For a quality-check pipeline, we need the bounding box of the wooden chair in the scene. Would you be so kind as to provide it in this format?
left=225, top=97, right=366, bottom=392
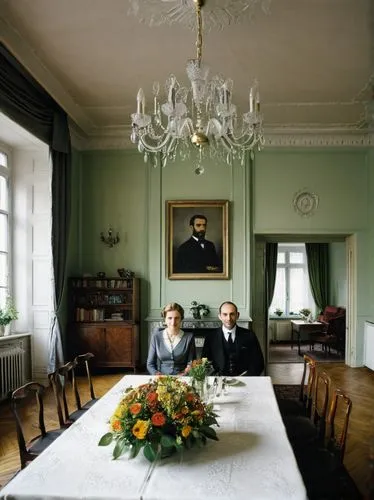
left=49, top=360, right=87, bottom=424
left=11, top=382, right=66, bottom=469
left=277, top=354, right=317, bottom=418
left=73, top=352, right=99, bottom=411
left=283, top=370, right=330, bottom=446
left=296, top=388, right=359, bottom=499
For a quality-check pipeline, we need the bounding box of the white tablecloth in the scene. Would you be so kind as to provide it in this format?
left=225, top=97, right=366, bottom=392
left=0, top=376, right=307, bottom=500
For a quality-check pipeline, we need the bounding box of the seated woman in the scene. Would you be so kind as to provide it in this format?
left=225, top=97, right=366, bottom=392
left=147, top=302, right=196, bottom=375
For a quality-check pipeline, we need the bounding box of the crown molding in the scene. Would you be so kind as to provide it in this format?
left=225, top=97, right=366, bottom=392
left=70, top=123, right=374, bottom=152
left=264, top=129, right=374, bottom=148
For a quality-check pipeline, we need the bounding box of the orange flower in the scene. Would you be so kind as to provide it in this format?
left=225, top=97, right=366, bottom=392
left=146, top=392, right=158, bottom=404
left=151, top=412, right=166, bottom=427
left=186, top=392, right=195, bottom=402
left=181, top=425, right=192, bottom=438
left=110, top=418, right=122, bottom=432
left=129, top=403, right=142, bottom=415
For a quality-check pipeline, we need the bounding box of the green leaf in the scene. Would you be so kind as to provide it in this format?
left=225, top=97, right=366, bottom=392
left=144, top=443, right=158, bottom=462
left=112, top=437, right=127, bottom=460
left=199, top=426, right=219, bottom=441
left=98, top=432, right=113, bottom=446
left=129, top=440, right=142, bottom=459
left=160, top=435, right=175, bottom=448
left=204, top=416, right=219, bottom=426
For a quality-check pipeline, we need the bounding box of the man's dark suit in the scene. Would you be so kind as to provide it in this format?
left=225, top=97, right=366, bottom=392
left=175, top=237, right=221, bottom=273
left=201, top=326, right=265, bottom=376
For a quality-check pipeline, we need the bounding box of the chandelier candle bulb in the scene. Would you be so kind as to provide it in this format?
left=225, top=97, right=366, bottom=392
left=256, top=92, right=260, bottom=112
left=136, top=89, right=143, bottom=114
left=249, top=88, right=254, bottom=112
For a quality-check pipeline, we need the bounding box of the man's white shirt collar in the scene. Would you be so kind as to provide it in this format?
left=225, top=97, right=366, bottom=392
left=222, top=325, right=236, bottom=342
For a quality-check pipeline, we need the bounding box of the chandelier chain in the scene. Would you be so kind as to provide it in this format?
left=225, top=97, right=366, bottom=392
left=196, top=2, right=203, bottom=65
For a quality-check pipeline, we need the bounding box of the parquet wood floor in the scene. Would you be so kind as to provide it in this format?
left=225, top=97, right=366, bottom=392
left=0, top=366, right=372, bottom=497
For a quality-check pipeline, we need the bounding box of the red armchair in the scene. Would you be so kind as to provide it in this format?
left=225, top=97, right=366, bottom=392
left=310, top=306, right=346, bottom=355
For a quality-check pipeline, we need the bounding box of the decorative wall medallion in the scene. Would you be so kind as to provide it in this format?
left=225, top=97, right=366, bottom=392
left=293, top=190, right=319, bottom=217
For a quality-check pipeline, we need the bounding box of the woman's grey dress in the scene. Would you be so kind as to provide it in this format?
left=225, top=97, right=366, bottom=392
left=146, top=329, right=196, bottom=375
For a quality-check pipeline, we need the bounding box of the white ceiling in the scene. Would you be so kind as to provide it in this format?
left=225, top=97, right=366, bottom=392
left=0, top=0, right=373, bottom=148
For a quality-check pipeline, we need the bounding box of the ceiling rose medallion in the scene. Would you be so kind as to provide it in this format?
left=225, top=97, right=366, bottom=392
left=293, top=190, right=319, bottom=217
left=127, top=0, right=271, bottom=30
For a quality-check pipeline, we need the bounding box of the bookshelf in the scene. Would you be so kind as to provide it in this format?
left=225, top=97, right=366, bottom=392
left=69, top=277, right=140, bottom=371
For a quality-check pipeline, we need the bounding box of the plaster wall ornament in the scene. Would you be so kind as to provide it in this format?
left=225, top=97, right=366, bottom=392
left=293, top=190, right=319, bottom=218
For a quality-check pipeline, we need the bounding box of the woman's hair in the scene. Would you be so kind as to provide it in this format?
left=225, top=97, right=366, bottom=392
left=161, top=302, right=185, bottom=320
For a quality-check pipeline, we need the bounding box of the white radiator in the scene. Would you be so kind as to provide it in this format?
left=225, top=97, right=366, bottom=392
left=0, top=344, right=25, bottom=400
left=364, top=321, right=374, bottom=371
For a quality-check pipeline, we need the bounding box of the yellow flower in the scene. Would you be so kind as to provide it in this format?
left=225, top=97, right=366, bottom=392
left=181, top=425, right=192, bottom=438
left=113, top=403, right=127, bottom=419
left=132, top=419, right=149, bottom=440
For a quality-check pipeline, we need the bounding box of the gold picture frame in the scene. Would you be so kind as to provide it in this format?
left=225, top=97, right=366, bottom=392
left=167, top=200, right=229, bottom=280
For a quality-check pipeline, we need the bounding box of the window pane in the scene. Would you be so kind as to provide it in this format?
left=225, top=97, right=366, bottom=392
left=0, top=176, right=8, bottom=211
left=0, top=152, right=7, bottom=168
left=0, top=254, right=7, bottom=287
left=277, top=252, right=285, bottom=264
left=270, top=268, right=286, bottom=313
left=0, top=213, right=7, bottom=252
left=290, top=252, right=303, bottom=264
left=0, top=287, right=6, bottom=308
left=289, top=268, right=309, bottom=313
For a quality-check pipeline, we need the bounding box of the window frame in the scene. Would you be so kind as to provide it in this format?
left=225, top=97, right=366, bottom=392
left=270, top=243, right=315, bottom=318
left=0, top=144, right=12, bottom=306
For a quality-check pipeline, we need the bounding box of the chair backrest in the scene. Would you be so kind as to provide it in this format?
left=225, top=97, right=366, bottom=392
left=49, top=360, right=78, bottom=423
left=312, top=370, right=331, bottom=439
left=300, top=354, right=317, bottom=416
left=47, top=371, right=67, bottom=428
left=11, top=382, right=47, bottom=468
left=73, top=352, right=96, bottom=409
left=326, top=388, right=352, bottom=463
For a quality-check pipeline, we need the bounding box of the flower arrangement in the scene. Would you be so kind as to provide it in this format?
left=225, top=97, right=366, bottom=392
left=98, top=376, right=219, bottom=462
left=299, top=308, right=311, bottom=317
left=185, top=357, right=212, bottom=381
left=190, top=301, right=210, bottom=320
left=0, top=296, right=18, bottom=326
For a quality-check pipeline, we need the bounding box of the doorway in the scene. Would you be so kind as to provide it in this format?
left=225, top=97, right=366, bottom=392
left=252, top=235, right=352, bottom=370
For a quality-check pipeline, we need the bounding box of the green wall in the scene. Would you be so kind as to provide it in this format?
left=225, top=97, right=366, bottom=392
left=329, top=242, right=347, bottom=307
left=69, top=146, right=374, bottom=366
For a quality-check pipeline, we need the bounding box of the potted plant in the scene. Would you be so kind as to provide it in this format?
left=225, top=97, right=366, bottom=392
left=0, top=296, right=18, bottom=336
left=299, top=308, right=312, bottom=321
left=274, top=308, right=283, bottom=317
left=190, top=301, right=210, bottom=320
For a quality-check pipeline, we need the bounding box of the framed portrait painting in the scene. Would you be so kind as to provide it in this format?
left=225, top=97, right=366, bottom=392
left=167, top=200, right=229, bottom=280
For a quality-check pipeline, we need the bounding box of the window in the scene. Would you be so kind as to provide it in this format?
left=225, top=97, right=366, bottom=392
left=270, top=243, right=316, bottom=317
left=0, top=149, right=10, bottom=307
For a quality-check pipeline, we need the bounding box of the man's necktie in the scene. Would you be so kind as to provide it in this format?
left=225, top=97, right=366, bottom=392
left=228, top=331, right=233, bottom=345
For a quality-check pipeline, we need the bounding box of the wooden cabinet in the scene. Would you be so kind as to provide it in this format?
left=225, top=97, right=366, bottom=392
left=69, top=277, right=140, bottom=371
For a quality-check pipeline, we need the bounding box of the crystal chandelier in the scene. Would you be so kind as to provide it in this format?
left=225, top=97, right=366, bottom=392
left=130, top=0, right=264, bottom=175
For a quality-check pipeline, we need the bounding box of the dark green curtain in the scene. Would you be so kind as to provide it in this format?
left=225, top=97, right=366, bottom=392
left=265, top=243, right=278, bottom=308
left=305, top=243, right=329, bottom=313
left=0, top=43, right=71, bottom=373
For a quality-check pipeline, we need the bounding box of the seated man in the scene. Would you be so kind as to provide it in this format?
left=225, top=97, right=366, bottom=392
left=202, top=301, right=264, bottom=376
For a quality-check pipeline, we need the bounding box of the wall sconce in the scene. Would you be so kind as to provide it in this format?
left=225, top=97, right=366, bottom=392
left=100, top=226, right=120, bottom=248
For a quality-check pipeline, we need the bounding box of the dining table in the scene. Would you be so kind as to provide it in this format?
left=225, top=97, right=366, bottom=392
left=0, top=375, right=307, bottom=500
